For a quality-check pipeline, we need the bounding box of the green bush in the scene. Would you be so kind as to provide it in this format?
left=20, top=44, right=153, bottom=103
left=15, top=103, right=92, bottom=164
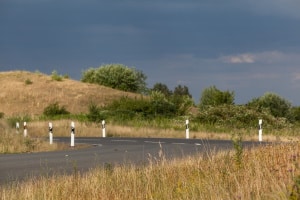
left=43, top=102, right=70, bottom=117
left=87, top=103, right=107, bottom=122
left=51, top=70, right=63, bottom=81
left=247, top=92, right=291, bottom=119
left=0, top=112, right=4, bottom=119
left=196, top=105, right=290, bottom=129
left=199, top=85, right=235, bottom=108
left=81, top=64, right=147, bottom=93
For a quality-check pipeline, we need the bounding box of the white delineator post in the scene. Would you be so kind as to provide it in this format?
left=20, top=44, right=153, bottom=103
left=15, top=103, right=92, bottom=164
left=16, top=122, right=20, bottom=134
left=71, top=121, right=75, bottom=147
left=49, top=122, right=53, bottom=145
left=186, top=119, right=189, bottom=139
left=102, top=120, right=106, bottom=138
left=258, top=119, right=263, bottom=142
left=23, top=122, right=27, bottom=137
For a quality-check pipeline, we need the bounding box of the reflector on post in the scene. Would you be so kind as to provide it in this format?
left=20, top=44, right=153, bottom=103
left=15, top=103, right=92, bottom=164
left=71, top=121, right=75, bottom=147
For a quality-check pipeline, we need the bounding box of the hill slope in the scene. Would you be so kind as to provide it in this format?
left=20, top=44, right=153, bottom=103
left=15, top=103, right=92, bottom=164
left=0, top=71, right=138, bottom=117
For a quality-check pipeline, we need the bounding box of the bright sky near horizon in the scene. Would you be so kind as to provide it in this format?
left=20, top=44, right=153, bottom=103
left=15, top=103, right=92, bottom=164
left=1, top=0, right=300, bottom=105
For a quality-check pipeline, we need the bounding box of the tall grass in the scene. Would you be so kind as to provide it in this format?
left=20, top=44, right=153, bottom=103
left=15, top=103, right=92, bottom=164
left=1, top=142, right=300, bottom=199
left=0, top=119, right=68, bottom=153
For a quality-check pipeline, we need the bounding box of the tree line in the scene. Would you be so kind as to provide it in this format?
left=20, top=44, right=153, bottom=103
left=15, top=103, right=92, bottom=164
left=80, top=64, right=300, bottom=128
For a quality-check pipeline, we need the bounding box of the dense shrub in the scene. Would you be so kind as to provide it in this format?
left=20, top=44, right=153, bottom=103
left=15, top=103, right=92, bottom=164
left=247, top=92, right=291, bottom=119
left=81, top=64, right=147, bottom=93
left=199, top=85, right=235, bottom=108
left=87, top=94, right=185, bottom=123
left=51, top=70, right=64, bottom=81
left=87, top=103, right=107, bottom=122
left=196, top=105, right=290, bottom=129
left=43, top=102, right=70, bottom=117
left=290, top=106, right=300, bottom=122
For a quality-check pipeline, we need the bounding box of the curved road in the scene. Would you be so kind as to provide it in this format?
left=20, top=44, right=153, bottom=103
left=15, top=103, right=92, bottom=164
left=0, top=137, right=265, bottom=184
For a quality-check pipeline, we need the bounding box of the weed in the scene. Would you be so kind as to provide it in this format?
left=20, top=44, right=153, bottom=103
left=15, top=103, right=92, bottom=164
left=232, top=132, right=243, bottom=168
left=290, top=175, right=300, bottom=199
left=24, top=138, right=35, bottom=152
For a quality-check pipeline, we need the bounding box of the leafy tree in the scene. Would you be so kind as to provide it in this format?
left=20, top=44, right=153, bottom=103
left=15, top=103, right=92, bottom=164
left=173, top=85, right=192, bottom=98
left=170, top=94, right=194, bottom=115
left=150, top=91, right=176, bottom=117
left=151, top=84, right=194, bottom=115
left=247, top=92, right=291, bottom=118
left=81, top=64, right=147, bottom=93
left=290, top=106, right=300, bottom=122
left=151, top=83, right=172, bottom=97
left=199, top=85, right=234, bottom=108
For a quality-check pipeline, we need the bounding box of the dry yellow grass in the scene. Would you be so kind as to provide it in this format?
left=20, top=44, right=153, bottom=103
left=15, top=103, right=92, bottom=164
left=21, top=119, right=298, bottom=142
left=0, top=70, right=139, bottom=116
left=1, top=142, right=300, bottom=199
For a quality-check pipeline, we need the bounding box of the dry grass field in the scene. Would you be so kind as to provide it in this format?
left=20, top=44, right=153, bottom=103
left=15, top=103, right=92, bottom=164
left=0, top=70, right=138, bottom=116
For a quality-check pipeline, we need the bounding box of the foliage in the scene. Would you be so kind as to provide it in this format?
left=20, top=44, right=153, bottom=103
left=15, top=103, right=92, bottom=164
left=199, top=85, right=234, bottom=108
left=151, top=83, right=194, bottom=115
left=151, top=82, right=172, bottom=97
left=232, top=132, right=243, bottom=168
left=247, top=92, right=292, bottom=119
left=290, top=106, right=300, bottom=122
left=86, top=93, right=191, bottom=123
left=51, top=70, right=63, bottom=81
left=43, top=102, right=70, bottom=117
left=196, top=104, right=290, bottom=129
left=81, top=64, right=147, bottom=93
left=0, top=112, right=4, bottom=119
left=173, top=84, right=192, bottom=98
left=149, top=91, right=177, bottom=117
left=170, top=94, right=194, bottom=115
left=87, top=103, right=107, bottom=123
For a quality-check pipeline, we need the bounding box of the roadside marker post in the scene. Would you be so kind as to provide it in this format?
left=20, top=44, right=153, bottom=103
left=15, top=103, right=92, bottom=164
left=102, top=120, right=106, bottom=138
left=49, top=122, right=53, bottom=145
left=258, top=119, right=263, bottom=142
left=23, top=122, right=27, bottom=137
left=186, top=119, right=189, bottom=139
left=16, top=122, right=19, bottom=134
left=71, top=121, right=75, bottom=147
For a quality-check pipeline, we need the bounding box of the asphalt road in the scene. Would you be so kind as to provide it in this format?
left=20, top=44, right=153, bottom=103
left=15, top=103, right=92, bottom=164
left=0, top=137, right=265, bottom=185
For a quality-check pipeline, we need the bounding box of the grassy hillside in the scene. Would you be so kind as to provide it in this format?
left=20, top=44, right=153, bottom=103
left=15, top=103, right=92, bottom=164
left=0, top=71, right=138, bottom=117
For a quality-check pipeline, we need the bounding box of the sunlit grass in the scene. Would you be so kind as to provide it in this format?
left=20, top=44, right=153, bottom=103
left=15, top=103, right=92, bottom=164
left=1, top=142, right=300, bottom=199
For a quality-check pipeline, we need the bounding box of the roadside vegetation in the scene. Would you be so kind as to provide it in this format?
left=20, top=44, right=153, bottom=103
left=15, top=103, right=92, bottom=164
left=1, top=142, right=300, bottom=199
left=0, top=119, right=68, bottom=153
left=1, top=68, right=300, bottom=199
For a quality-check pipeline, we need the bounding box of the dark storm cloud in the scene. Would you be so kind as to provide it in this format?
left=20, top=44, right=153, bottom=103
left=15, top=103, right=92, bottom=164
left=1, top=0, right=300, bottom=104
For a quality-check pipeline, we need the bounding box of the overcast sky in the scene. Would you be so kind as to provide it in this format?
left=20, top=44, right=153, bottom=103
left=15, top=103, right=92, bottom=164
left=1, top=0, right=300, bottom=105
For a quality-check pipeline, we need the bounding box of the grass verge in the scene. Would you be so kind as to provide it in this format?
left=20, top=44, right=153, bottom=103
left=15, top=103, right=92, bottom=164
left=1, top=142, right=300, bottom=199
